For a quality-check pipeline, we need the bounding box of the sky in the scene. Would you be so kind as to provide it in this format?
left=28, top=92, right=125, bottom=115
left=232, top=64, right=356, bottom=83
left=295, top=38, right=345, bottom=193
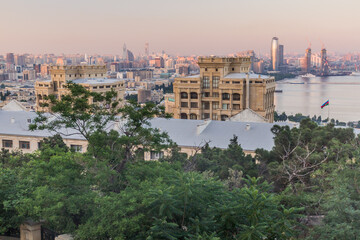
left=1, top=0, right=360, bottom=55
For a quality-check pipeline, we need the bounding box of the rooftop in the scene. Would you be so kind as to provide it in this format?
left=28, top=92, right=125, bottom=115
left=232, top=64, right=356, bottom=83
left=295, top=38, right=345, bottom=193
left=224, top=73, right=271, bottom=79
left=71, top=78, right=122, bottom=85
left=0, top=110, right=292, bottom=152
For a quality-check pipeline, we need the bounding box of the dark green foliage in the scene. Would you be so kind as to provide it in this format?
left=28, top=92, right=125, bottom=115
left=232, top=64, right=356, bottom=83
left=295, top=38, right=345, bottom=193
left=75, top=162, right=300, bottom=239
left=180, top=136, right=257, bottom=181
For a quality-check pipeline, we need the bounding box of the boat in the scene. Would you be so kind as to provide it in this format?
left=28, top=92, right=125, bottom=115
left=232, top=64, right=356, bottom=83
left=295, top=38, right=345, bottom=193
left=300, top=73, right=316, bottom=78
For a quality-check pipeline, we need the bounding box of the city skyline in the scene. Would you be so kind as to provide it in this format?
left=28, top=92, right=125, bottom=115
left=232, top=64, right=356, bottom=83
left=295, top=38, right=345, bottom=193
left=2, top=0, right=360, bottom=55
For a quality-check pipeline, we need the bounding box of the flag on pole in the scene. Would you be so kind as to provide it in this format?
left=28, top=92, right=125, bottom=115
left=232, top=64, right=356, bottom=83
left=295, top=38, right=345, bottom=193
left=321, top=100, right=329, bottom=109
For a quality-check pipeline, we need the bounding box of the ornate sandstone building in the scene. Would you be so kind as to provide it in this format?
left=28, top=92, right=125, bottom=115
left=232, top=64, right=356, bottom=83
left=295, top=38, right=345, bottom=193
left=35, top=65, right=125, bottom=112
left=171, top=56, right=275, bottom=122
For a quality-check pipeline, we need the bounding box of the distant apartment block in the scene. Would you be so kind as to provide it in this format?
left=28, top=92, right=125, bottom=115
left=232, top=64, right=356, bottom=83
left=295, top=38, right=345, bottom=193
left=35, top=65, right=125, bottom=112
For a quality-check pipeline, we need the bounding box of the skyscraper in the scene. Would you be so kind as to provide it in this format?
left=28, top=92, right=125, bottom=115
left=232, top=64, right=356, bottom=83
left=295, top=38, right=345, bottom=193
left=122, top=43, right=127, bottom=60
left=305, top=48, right=312, bottom=73
left=320, top=48, right=329, bottom=75
left=278, top=45, right=284, bottom=66
left=271, top=37, right=279, bottom=71
left=145, top=42, right=149, bottom=56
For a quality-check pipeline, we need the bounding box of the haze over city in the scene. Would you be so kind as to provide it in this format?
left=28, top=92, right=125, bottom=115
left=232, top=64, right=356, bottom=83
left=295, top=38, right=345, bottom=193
left=2, top=0, right=360, bottom=55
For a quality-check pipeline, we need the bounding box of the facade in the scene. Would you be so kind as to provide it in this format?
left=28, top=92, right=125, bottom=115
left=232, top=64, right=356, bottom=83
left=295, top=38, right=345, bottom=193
left=172, top=56, right=275, bottom=122
left=138, top=89, right=152, bottom=103
left=271, top=37, right=279, bottom=71
left=35, top=65, right=125, bottom=112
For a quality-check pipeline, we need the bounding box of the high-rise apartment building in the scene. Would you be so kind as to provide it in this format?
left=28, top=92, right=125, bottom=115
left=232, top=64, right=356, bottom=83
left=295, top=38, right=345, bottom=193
left=278, top=45, right=284, bottom=66
left=35, top=65, right=125, bottom=112
left=155, top=57, right=164, bottom=68
left=271, top=37, right=279, bottom=71
left=171, top=57, right=275, bottom=122
left=6, top=53, right=15, bottom=65
left=304, top=48, right=312, bottom=73
left=320, top=48, right=329, bottom=75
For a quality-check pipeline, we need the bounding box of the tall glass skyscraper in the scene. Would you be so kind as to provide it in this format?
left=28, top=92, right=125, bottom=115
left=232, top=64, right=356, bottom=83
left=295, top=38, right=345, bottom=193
left=271, top=37, right=279, bottom=71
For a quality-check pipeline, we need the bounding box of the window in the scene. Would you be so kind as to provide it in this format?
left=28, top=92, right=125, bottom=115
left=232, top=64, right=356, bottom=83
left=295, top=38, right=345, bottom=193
left=205, top=68, right=207, bottom=71
left=222, top=104, right=229, bottom=110
left=232, top=68, right=234, bottom=71
left=106, top=86, right=110, bottom=88
left=203, top=76, right=210, bottom=89
left=150, top=151, right=164, bottom=160
left=212, top=76, right=219, bottom=88
left=19, top=141, right=30, bottom=149
left=69, top=74, right=72, bottom=77
left=222, top=93, right=230, bottom=100
left=212, top=102, right=219, bottom=110
left=180, top=92, right=188, bottom=99
left=190, top=92, right=198, bottom=99
left=181, top=81, right=188, bottom=83
left=99, top=86, right=104, bottom=89
left=221, top=115, right=229, bottom=121
left=213, top=92, right=219, bottom=98
left=180, top=113, right=188, bottom=119
left=112, top=85, right=117, bottom=88
left=212, top=114, right=218, bottom=120
left=202, top=101, right=210, bottom=110
left=202, top=92, right=210, bottom=98
left=71, top=145, right=83, bottom=152
left=216, top=68, right=218, bottom=71
left=38, top=142, right=42, bottom=149
left=233, top=81, right=240, bottom=84
left=233, top=104, right=240, bottom=110
left=190, top=113, right=197, bottom=120
left=2, top=140, right=13, bottom=148
left=202, top=113, right=210, bottom=119
left=190, top=81, right=197, bottom=83
left=181, top=102, right=188, bottom=107
left=233, top=93, right=240, bottom=101
left=190, top=102, right=198, bottom=108
left=93, top=86, right=98, bottom=89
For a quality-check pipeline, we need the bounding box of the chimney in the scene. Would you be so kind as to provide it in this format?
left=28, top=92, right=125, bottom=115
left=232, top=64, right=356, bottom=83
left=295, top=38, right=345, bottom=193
left=245, top=123, right=251, bottom=131
left=10, top=117, right=15, bottom=124
left=246, top=72, right=250, bottom=109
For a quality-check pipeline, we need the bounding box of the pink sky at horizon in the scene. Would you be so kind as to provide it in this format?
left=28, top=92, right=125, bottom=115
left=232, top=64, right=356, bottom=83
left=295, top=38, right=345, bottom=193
left=1, top=0, right=360, bottom=55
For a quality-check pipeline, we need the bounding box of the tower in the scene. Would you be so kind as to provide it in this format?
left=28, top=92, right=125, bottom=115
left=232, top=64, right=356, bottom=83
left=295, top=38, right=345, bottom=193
left=271, top=37, right=279, bottom=71
left=145, top=42, right=149, bottom=57
left=278, top=45, right=284, bottom=66
left=320, top=48, right=328, bottom=75
left=122, top=43, right=127, bottom=60
left=305, top=48, right=312, bottom=73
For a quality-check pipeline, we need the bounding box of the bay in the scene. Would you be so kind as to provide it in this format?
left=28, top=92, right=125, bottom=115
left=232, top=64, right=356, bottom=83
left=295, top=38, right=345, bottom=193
left=275, top=74, right=360, bottom=122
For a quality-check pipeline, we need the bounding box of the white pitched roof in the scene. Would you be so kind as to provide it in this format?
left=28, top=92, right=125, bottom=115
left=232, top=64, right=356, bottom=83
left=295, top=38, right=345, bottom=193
left=2, top=100, right=28, bottom=112
left=0, top=110, right=293, bottom=152
left=228, top=109, right=268, bottom=123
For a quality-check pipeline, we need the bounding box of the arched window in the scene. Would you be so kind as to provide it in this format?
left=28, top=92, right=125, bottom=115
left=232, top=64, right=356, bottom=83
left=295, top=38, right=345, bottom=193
left=180, top=113, right=188, bottom=119
left=37, top=94, right=42, bottom=100
left=190, top=113, right=197, bottom=120
left=221, top=114, right=229, bottom=121
left=233, top=93, right=240, bottom=101
left=190, top=92, right=198, bottom=99
left=180, top=92, right=188, bottom=99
